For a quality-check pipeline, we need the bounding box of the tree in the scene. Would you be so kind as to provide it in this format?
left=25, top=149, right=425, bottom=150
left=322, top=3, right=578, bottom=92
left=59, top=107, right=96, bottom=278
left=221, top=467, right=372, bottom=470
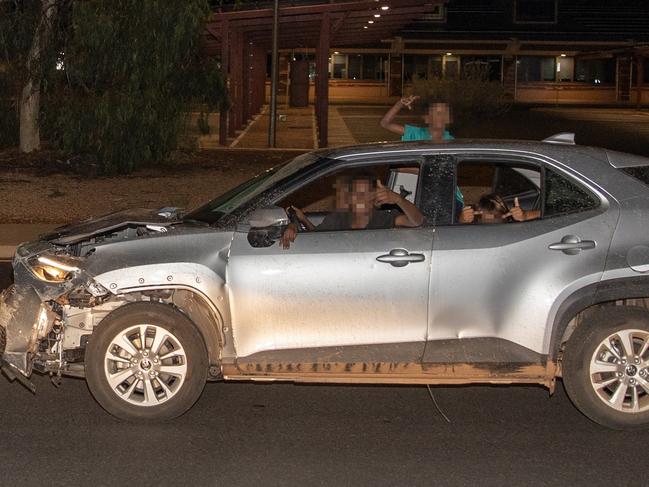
left=54, top=0, right=229, bottom=173
left=2, top=0, right=229, bottom=173
left=0, top=0, right=67, bottom=151
left=19, top=0, right=59, bottom=152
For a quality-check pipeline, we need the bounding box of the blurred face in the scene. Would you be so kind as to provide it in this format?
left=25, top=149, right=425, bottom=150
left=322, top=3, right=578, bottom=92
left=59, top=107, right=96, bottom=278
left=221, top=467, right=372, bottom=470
left=423, top=103, right=451, bottom=134
left=478, top=209, right=506, bottom=224
left=350, top=179, right=374, bottom=215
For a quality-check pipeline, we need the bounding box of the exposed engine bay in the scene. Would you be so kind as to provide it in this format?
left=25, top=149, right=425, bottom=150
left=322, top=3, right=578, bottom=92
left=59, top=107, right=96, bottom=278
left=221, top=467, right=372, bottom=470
left=0, top=207, right=215, bottom=390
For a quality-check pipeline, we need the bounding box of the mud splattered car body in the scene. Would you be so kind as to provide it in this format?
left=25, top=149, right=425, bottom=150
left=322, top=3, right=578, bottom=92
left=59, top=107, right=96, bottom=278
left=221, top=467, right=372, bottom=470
left=2, top=138, right=649, bottom=428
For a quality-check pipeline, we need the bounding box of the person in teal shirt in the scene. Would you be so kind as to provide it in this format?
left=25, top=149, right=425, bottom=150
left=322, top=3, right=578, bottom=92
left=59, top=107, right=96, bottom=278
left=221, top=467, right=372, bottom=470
left=380, top=95, right=454, bottom=142
left=402, top=124, right=454, bottom=141
left=380, top=95, right=464, bottom=210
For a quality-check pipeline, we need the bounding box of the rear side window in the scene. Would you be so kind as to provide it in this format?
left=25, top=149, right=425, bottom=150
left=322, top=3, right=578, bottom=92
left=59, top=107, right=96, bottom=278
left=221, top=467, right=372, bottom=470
left=494, top=166, right=538, bottom=196
left=544, top=168, right=598, bottom=217
left=620, top=166, right=649, bottom=187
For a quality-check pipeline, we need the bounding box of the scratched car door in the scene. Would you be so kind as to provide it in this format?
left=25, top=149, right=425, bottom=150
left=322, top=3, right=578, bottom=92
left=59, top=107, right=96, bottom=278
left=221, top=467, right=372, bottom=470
left=226, top=162, right=434, bottom=362
left=426, top=156, right=619, bottom=363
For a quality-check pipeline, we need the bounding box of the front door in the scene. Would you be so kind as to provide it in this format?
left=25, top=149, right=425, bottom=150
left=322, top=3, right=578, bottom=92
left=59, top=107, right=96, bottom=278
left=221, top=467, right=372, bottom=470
left=226, top=161, right=433, bottom=362
left=228, top=227, right=433, bottom=359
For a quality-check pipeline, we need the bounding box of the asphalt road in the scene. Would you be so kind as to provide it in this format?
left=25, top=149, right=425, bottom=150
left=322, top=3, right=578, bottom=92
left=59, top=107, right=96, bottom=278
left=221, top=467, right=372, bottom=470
left=1, top=266, right=648, bottom=487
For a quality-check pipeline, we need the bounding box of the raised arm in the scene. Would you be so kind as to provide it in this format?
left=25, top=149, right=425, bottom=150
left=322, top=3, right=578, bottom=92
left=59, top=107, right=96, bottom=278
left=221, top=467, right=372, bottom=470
left=375, top=180, right=425, bottom=227
left=380, top=95, right=419, bottom=136
left=507, top=197, right=541, bottom=222
left=290, top=206, right=316, bottom=231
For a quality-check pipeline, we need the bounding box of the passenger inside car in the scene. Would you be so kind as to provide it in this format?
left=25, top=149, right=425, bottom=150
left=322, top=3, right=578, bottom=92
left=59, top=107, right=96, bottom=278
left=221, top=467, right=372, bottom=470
left=459, top=193, right=541, bottom=224
left=280, top=172, right=425, bottom=249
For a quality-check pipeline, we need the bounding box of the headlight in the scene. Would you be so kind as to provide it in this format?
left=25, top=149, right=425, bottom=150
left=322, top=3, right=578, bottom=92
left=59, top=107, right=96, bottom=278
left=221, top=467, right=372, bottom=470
left=29, top=255, right=80, bottom=282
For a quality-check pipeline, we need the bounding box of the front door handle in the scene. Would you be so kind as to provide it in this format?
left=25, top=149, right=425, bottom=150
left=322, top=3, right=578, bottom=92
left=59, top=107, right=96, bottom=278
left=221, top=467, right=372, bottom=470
left=376, top=248, right=425, bottom=267
left=549, top=235, right=596, bottom=255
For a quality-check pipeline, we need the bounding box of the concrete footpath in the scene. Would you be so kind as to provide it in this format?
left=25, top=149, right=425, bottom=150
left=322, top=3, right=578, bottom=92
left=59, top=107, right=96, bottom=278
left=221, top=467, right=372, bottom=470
left=0, top=224, right=62, bottom=260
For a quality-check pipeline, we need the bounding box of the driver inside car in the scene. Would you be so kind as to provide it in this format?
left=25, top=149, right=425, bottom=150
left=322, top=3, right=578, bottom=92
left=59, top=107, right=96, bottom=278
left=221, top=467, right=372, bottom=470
left=280, top=172, right=425, bottom=249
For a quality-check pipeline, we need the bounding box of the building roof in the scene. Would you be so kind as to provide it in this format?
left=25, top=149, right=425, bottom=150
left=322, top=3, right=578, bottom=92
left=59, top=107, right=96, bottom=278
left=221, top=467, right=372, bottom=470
left=203, top=0, right=445, bottom=53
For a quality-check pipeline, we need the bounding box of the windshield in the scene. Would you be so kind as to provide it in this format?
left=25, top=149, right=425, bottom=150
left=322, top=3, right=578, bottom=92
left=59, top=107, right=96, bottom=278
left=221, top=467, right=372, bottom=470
left=184, top=152, right=323, bottom=224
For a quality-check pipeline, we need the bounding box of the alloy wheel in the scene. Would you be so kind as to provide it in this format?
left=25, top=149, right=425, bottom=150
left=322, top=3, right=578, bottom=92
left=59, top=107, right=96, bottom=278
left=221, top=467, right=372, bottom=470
left=103, top=324, right=188, bottom=407
left=589, top=329, right=649, bottom=413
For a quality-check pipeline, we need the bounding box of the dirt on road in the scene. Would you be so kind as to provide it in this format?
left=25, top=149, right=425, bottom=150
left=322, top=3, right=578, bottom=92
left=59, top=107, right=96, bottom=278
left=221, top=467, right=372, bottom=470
left=0, top=148, right=304, bottom=223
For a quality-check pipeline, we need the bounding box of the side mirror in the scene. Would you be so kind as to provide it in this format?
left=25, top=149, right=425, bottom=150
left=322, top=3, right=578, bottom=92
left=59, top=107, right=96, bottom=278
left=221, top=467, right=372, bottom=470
left=246, top=207, right=289, bottom=248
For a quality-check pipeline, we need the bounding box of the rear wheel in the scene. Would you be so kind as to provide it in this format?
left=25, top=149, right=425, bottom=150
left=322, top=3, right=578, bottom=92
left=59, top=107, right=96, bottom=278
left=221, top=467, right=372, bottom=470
left=85, top=302, right=208, bottom=421
left=563, top=307, right=649, bottom=430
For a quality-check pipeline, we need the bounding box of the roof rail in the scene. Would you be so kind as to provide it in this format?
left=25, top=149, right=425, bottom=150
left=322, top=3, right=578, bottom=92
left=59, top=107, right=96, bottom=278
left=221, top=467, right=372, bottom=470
left=542, top=133, right=575, bottom=145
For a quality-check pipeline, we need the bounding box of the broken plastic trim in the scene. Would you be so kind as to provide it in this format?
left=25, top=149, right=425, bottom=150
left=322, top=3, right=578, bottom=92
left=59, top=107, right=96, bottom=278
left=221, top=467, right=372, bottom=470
left=0, top=284, right=57, bottom=377
left=0, top=357, right=36, bottom=393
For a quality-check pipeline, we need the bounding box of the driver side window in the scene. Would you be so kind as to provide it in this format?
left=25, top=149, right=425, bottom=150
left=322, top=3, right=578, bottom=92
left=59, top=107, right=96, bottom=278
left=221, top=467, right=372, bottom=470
left=275, top=162, right=423, bottom=232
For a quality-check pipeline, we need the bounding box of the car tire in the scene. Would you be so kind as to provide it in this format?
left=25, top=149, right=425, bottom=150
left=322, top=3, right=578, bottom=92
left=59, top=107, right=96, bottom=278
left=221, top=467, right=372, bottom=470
left=85, top=302, right=208, bottom=421
left=562, top=306, right=649, bottom=430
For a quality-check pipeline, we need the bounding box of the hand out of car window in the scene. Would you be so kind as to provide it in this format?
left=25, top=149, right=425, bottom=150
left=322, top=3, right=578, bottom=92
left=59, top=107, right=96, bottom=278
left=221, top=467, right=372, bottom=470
left=279, top=223, right=298, bottom=249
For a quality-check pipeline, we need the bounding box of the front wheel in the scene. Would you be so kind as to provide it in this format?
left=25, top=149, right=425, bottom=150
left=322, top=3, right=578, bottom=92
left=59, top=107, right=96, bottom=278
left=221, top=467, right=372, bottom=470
left=563, top=307, right=649, bottom=430
left=85, top=302, right=208, bottom=421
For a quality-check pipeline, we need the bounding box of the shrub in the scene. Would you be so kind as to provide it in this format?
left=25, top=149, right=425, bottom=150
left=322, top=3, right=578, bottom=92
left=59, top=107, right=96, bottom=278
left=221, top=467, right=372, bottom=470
left=412, top=65, right=511, bottom=128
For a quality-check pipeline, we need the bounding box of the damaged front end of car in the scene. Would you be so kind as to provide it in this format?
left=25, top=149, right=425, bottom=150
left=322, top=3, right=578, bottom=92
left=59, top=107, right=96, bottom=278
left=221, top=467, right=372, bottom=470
left=0, top=240, right=110, bottom=390
left=1, top=208, right=187, bottom=390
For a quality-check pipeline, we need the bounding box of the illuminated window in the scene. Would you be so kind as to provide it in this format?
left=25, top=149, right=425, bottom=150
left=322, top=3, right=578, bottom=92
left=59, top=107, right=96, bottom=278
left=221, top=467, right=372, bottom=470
left=348, top=55, right=362, bottom=80
left=517, top=56, right=556, bottom=82
left=331, top=54, right=346, bottom=79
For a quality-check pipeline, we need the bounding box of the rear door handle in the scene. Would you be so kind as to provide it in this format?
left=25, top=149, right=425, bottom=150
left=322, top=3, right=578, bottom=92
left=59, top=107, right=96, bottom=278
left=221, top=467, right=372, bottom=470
left=376, top=248, right=425, bottom=267
left=549, top=235, right=596, bottom=255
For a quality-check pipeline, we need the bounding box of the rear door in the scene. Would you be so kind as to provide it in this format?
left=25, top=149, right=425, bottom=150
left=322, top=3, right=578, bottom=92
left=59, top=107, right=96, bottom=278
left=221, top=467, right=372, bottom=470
left=426, top=153, right=619, bottom=363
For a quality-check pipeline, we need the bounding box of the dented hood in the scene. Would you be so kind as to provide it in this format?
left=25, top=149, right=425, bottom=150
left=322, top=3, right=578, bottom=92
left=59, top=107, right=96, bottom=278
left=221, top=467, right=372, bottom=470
left=42, top=207, right=182, bottom=245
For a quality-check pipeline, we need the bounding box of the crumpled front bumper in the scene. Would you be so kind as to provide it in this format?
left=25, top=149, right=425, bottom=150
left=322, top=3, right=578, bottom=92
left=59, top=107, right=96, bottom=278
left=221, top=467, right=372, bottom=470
left=0, top=284, right=56, bottom=378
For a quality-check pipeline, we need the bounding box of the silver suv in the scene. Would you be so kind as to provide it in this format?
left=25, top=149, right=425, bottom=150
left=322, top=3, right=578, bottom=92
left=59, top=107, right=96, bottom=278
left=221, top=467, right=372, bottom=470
left=2, top=136, right=649, bottom=429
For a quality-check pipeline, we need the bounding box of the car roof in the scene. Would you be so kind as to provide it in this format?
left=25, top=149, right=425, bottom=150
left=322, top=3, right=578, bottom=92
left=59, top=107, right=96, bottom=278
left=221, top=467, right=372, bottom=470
left=315, top=139, right=611, bottom=165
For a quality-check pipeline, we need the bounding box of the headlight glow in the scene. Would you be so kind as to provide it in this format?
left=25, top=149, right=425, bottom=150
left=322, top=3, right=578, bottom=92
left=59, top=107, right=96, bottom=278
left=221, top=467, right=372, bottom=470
left=29, top=255, right=80, bottom=282
left=37, top=256, right=79, bottom=273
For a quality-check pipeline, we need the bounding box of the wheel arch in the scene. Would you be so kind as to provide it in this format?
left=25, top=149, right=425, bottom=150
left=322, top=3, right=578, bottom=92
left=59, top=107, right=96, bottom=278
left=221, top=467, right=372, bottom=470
left=91, top=262, right=232, bottom=370
left=550, top=276, right=649, bottom=362
left=169, top=288, right=224, bottom=374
